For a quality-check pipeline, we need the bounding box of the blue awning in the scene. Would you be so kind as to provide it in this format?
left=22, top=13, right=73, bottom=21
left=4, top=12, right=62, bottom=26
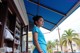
left=24, top=0, right=80, bottom=31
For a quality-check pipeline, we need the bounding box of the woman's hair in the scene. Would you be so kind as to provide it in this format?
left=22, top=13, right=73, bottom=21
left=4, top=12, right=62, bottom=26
left=33, top=15, right=43, bottom=25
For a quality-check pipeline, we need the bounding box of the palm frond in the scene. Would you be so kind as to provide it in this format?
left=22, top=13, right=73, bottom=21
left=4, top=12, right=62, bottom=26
left=61, top=39, right=67, bottom=46
left=72, top=38, right=80, bottom=46
left=72, top=33, right=79, bottom=37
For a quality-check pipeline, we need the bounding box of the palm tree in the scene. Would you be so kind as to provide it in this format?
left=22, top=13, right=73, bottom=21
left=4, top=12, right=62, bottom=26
left=47, top=41, right=55, bottom=53
left=61, top=29, right=80, bottom=53
left=60, top=35, right=68, bottom=52
left=55, top=39, right=59, bottom=52
left=60, top=38, right=64, bottom=52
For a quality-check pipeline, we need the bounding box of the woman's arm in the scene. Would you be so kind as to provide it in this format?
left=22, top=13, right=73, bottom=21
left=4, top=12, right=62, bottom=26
left=33, top=32, right=43, bottom=53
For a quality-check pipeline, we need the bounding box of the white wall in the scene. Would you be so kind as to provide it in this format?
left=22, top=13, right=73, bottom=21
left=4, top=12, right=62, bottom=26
left=13, top=0, right=29, bottom=25
left=0, top=0, right=2, bottom=2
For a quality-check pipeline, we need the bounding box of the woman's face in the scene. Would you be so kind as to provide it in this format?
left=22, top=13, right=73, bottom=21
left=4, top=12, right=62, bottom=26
left=36, top=18, right=44, bottom=27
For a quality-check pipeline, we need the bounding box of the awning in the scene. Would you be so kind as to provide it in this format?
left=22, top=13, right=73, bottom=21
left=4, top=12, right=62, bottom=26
left=24, top=0, right=80, bottom=31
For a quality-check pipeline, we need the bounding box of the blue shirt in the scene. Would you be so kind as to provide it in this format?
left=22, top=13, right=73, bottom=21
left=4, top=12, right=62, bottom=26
left=32, top=25, right=47, bottom=45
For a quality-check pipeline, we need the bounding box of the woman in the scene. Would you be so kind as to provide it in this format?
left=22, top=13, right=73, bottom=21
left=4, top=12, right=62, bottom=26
left=32, top=16, right=47, bottom=53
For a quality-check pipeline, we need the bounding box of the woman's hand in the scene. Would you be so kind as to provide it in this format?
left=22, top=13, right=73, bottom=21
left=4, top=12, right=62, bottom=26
left=40, top=50, right=43, bottom=53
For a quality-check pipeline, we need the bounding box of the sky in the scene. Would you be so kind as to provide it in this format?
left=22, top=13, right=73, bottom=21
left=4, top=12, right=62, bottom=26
left=40, top=7, right=80, bottom=42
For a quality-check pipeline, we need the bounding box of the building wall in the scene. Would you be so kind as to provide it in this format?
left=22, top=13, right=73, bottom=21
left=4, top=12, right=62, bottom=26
left=13, top=0, right=29, bottom=25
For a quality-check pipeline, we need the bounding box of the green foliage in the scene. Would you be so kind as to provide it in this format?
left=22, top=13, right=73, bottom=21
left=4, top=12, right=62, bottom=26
left=60, top=29, right=80, bottom=53
left=47, top=41, right=56, bottom=53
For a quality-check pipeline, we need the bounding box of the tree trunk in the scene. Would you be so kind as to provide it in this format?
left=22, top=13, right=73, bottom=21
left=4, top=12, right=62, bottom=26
left=57, top=44, right=58, bottom=52
left=61, top=45, right=63, bottom=52
left=70, top=42, right=74, bottom=53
